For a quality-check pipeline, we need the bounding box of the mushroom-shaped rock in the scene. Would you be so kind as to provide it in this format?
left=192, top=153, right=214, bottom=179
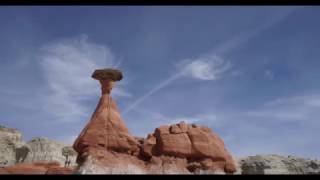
left=91, top=68, right=123, bottom=81
left=73, top=68, right=139, bottom=164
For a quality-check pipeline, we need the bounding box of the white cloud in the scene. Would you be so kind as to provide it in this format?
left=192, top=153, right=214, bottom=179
left=39, top=35, right=130, bottom=122
left=177, top=54, right=232, bottom=81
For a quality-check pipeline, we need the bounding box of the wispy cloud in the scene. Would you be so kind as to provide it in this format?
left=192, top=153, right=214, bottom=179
left=177, top=54, right=232, bottom=80
left=245, top=94, right=320, bottom=122
left=39, top=35, right=130, bottom=122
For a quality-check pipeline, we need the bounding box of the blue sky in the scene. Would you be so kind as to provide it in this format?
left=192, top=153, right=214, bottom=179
left=1, top=6, right=320, bottom=159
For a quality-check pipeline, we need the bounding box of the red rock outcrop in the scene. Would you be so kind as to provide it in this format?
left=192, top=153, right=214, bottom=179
left=72, top=68, right=237, bottom=174
left=74, top=122, right=236, bottom=174
left=0, top=161, right=74, bottom=174
left=142, top=122, right=236, bottom=173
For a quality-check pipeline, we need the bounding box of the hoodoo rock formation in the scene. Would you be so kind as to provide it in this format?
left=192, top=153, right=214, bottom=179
left=72, top=68, right=237, bottom=174
left=73, top=68, right=140, bottom=165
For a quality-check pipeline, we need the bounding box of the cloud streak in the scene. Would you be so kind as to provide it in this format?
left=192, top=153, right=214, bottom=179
left=213, top=7, right=300, bottom=55
left=122, top=72, right=183, bottom=115
left=123, top=54, right=231, bottom=115
left=123, top=7, right=299, bottom=115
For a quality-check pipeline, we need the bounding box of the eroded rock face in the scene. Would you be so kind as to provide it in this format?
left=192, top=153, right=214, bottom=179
left=74, top=121, right=237, bottom=174
left=24, top=138, right=77, bottom=167
left=146, top=122, right=236, bottom=173
left=0, top=126, right=23, bottom=167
